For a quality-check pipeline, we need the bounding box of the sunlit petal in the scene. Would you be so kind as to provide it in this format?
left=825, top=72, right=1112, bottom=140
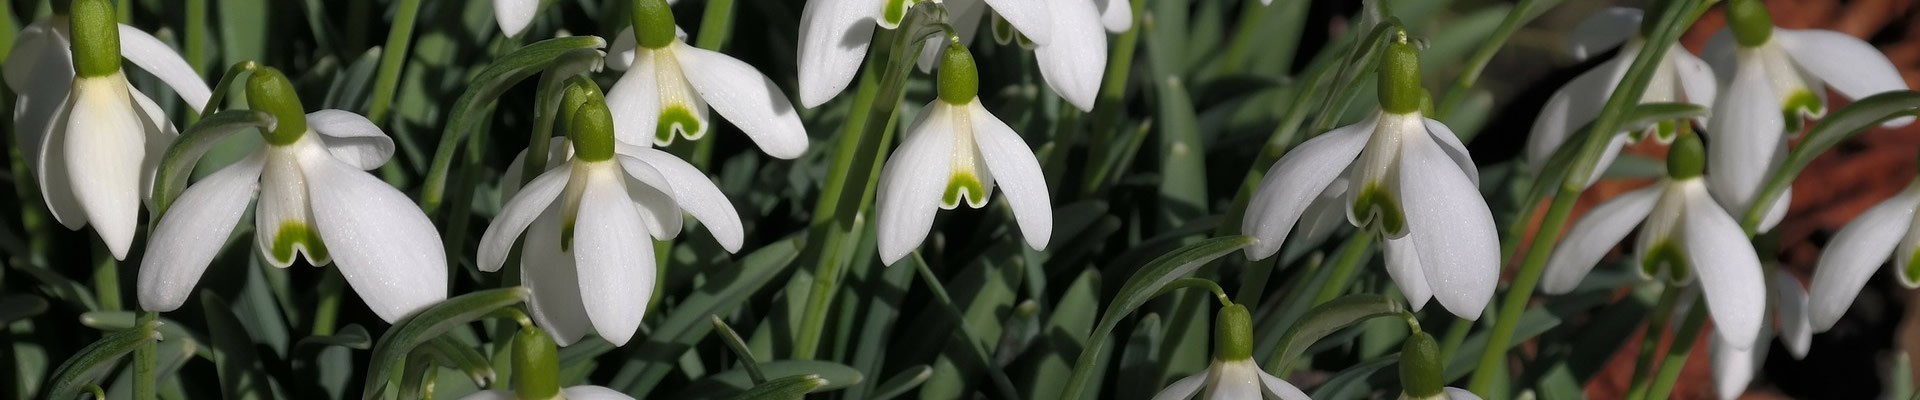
left=1241, top=115, right=1373, bottom=259
left=302, top=156, right=448, bottom=323
left=138, top=152, right=264, bottom=312
left=1808, top=182, right=1918, bottom=332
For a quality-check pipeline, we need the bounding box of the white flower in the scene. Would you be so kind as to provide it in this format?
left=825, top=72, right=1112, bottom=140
left=1528, top=7, right=1715, bottom=188
left=1702, top=0, right=1912, bottom=233
left=1241, top=112, right=1496, bottom=320
left=796, top=0, right=1049, bottom=107
left=1709, top=269, right=1811, bottom=400
left=490, top=0, right=682, bottom=37
left=139, top=70, right=445, bottom=322
left=478, top=103, right=744, bottom=346
left=605, top=19, right=808, bottom=159
left=6, top=15, right=212, bottom=259
left=912, top=0, right=1124, bottom=112
left=459, top=386, right=633, bottom=400
left=1152, top=359, right=1309, bottom=400
left=1807, top=179, right=1920, bottom=332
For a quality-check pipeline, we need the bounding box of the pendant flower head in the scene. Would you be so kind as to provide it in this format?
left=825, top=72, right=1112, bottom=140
left=1807, top=175, right=1920, bottom=333
left=139, top=68, right=446, bottom=323
left=1242, top=34, right=1498, bottom=320
left=7, top=0, right=212, bottom=259
left=1703, top=0, right=1912, bottom=232
left=605, top=0, right=807, bottom=158
left=796, top=0, right=1051, bottom=108
left=1152, top=304, right=1309, bottom=400
left=910, top=0, right=1127, bottom=112
left=1539, top=135, right=1769, bottom=351
left=459, top=325, right=635, bottom=400
left=1398, top=330, right=1482, bottom=400
left=479, top=83, right=745, bottom=347
left=1710, top=268, right=1811, bottom=400
left=1529, top=6, right=1716, bottom=188
left=875, top=41, right=1051, bottom=265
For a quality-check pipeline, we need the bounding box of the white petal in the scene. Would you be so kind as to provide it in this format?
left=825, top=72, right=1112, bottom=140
left=615, top=145, right=745, bottom=252
left=1033, top=0, right=1106, bottom=111
left=1096, top=0, right=1132, bottom=33
left=571, top=167, right=655, bottom=346
left=1206, top=361, right=1262, bottom=400
left=1567, top=7, right=1642, bottom=60
left=137, top=153, right=264, bottom=312
left=117, top=25, right=211, bottom=110
left=1771, top=269, right=1811, bottom=359
left=1808, top=183, right=1918, bottom=332
left=456, top=390, right=517, bottom=400
left=1399, top=136, right=1500, bottom=320
left=1702, top=30, right=1738, bottom=85
left=1383, top=236, right=1433, bottom=311
left=493, top=0, right=539, bottom=37
left=1541, top=185, right=1662, bottom=294
left=1446, top=387, right=1484, bottom=400
left=1579, top=132, right=1629, bottom=189
left=1670, top=49, right=1719, bottom=124
left=522, top=203, right=592, bottom=346
left=609, top=27, right=637, bottom=71
left=501, top=137, right=574, bottom=202
left=981, top=0, right=1052, bottom=44
left=478, top=166, right=572, bottom=272
left=5, top=20, right=70, bottom=93
left=302, top=157, right=448, bottom=323
left=1706, top=56, right=1786, bottom=218
left=797, top=0, right=880, bottom=107
left=605, top=51, right=661, bottom=146
left=1683, top=187, right=1769, bottom=350
left=257, top=151, right=325, bottom=268
left=1527, top=55, right=1628, bottom=169
left=32, top=84, right=85, bottom=231
left=131, top=88, right=178, bottom=202
left=1294, top=180, right=1350, bottom=249
left=1423, top=117, right=1478, bottom=186
left=1241, top=116, right=1373, bottom=259
left=1776, top=29, right=1913, bottom=127
left=307, top=110, right=395, bottom=170
left=65, top=77, right=148, bottom=259
left=609, top=155, right=682, bottom=240
left=1709, top=329, right=1769, bottom=400
left=10, top=20, right=74, bottom=188
left=674, top=44, right=810, bottom=159
left=1151, top=373, right=1208, bottom=400
left=876, top=103, right=958, bottom=264
left=562, top=385, right=636, bottom=400
left=968, top=102, right=1052, bottom=250
left=1755, top=188, right=1790, bottom=234
left=1257, top=369, right=1310, bottom=400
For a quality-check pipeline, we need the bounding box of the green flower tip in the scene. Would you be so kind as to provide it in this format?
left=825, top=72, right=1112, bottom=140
left=1399, top=331, right=1445, bottom=398
left=560, top=77, right=607, bottom=135
left=246, top=67, right=311, bottom=146
left=1213, top=304, right=1254, bottom=361
left=630, top=0, right=678, bottom=49
left=1378, top=30, right=1422, bottom=115
left=1665, top=133, right=1704, bottom=180
left=68, top=0, right=120, bottom=78
left=570, top=99, right=618, bottom=162
left=1728, top=0, right=1774, bottom=47
left=938, top=39, right=979, bottom=105
left=513, top=327, right=562, bottom=399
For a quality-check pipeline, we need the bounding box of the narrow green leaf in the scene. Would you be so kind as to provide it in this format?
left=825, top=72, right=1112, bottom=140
left=870, top=365, right=932, bottom=400
left=44, top=317, right=158, bottom=400
left=1307, top=354, right=1398, bottom=399
left=420, top=36, right=607, bottom=212
left=710, top=315, right=765, bottom=384
left=417, top=336, right=495, bottom=388
left=204, top=292, right=274, bottom=400
left=0, top=294, right=48, bottom=324
left=1747, top=91, right=1920, bottom=229
left=673, top=360, right=862, bottom=399
left=152, top=110, right=275, bottom=218
left=1061, top=235, right=1256, bottom=400
left=612, top=235, right=800, bottom=394
left=724, top=374, right=828, bottom=400
left=1269, top=294, right=1405, bottom=373
left=1024, top=269, right=1101, bottom=400
left=361, top=287, right=531, bottom=400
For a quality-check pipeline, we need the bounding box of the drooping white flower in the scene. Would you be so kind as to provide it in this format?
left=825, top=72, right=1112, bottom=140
left=1528, top=6, right=1715, bottom=188
left=1539, top=135, right=1767, bottom=351
left=796, top=0, right=1049, bottom=107
left=1702, top=0, right=1912, bottom=233
left=6, top=1, right=213, bottom=260
left=1709, top=269, right=1811, bottom=400
left=478, top=92, right=743, bottom=346
left=606, top=0, right=808, bottom=159
left=490, top=0, right=682, bottom=38
left=139, top=68, right=445, bottom=323
left=875, top=43, right=1050, bottom=265
left=912, top=0, right=1123, bottom=112
left=462, top=324, right=638, bottom=400
left=1242, top=36, right=1497, bottom=320
left=1153, top=304, right=1310, bottom=400
left=1807, top=179, right=1920, bottom=332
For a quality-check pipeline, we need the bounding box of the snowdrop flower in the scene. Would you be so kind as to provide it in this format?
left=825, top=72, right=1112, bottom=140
left=1539, top=134, right=1767, bottom=351
left=1807, top=177, right=1920, bottom=332
left=1528, top=6, right=1715, bottom=188
left=478, top=85, right=744, bottom=346
left=1242, top=34, right=1497, bottom=320
left=875, top=41, right=1050, bottom=265
left=139, top=68, right=445, bottom=322
left=796, top=0, right=1049, bottom=108
left=1398, top=330, right=1482, bottom=400
left=603, top=0, right=807, bottom=158
left=6, top=0, right=212, bottom=259
left=1152, top=304, right=1309, bottom=400
left=462, top=324, right=634, bottom=400
left=1710, top=269, right=1811, bottom=400
left=1703, top=0, right=1912, bottom=232
left=912, top=0, right=1124, bottom=111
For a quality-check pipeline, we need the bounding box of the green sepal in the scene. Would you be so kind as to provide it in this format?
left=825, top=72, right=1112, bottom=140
left=270, top=222, right=332, bottom=266
left=246, top=67, right=312, bottom=145
left=1377, top=31, right=1422, bottom=115
left=512, top=326, right=562, bottom=399
left=1665, top=133, right=1704, bottom=180
left=937, top=39, right=978, bottom=105
left=1728, top=0, right=1774, bottom=47
left=1399, top=331, right=1445, bottom=398
left=570, top=99, right=617, bottom=162
left=630, top=0, right=679, bottom=49
left=68, top=0, right=119, bottom=77
left=1351, top=183, right=1407, bottom=237
left=1212, top=304, right=1254, bottom=361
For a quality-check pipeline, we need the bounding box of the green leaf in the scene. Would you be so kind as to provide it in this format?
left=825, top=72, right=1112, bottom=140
left=673, top=360, right=862, bottom=399
left=419, top=36, right=607, bottom=212
left=360, top=287, right=531, bottom=400
left=1023, top=269, right=1101, bottom=400
left=105, top=334, right=197, bottom=400
left=1445, top=306, right=1562, bottom=382
left=416, top=336, right=495, bottom=388
left=43, top=317, right=158, bottom=400
left=1061, top=235, right=1256, bottom=400
left=296, top=324, right=373, bottom=352
left=1307, top=354, right=1398, bottom=399
left=204, top=292, right=274, bottom=400
left=1747, top=91, right=1920, bottom=229
left=1268, top=294, right=1405, bottom=373
left=710, top=315, right=765, bottom=384
left=0, top=294, right=48, bottom=324
left=724, top=374, right=829, bottom=400
left=612, top=235, right=800, bottom=394
left=870, top=365, right=932, bottom=400
left=152, top=110, right=275, bottom=218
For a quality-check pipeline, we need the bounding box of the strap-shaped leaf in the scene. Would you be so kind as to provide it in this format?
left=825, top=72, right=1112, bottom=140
left=724, top=374, right=829, bottom=400
left=1059, top=235, right=1255, bottom=400
left=0, top=294, right=48, bottom=325
left=152, top=110, right=275, bottom=218
left=870, top=365, right=933, bottom=400
left=204, top=293, right=274, bottom=400
left=294, top=324, right=373, bottom=352
left=1268, top=294, right=1404, bottom=372
left=360, top=287, right=530, bottom=399
left=44, top=316, right=159, bottom=400
left=614, top=235, right=800, bottom=393
left=1744, top=91, right=1920, bottom=230
left=419, top=36, right=606, bottom=212
left=711, top=315, right=766, bottom=384
left=415, top=336, right=496, bottom=388
left=674, top=360, right=861, bottom=398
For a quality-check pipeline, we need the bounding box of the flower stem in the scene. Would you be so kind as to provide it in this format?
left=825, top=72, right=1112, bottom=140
left=185, top=0, right=205, bottom=75
left=1642, top=300, right=1707, bottom=400
left=364, top=0, right=422, bottom=124
left=1624, top=285, right=1684, bottom=400
left=311, top=272, right=344, bottom=336
left=1311, top=231, right=1376, bottom=305
left=133, top=311, right=157, bottom=400
left=92, top=241, right=119, bottom=311
left=1434, top=0, right=1559, bottom=126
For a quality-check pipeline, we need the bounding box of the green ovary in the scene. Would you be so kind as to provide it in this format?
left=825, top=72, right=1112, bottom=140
left=1350, top=184, right=1406, bottom=236
left=942, top=173, right=990, bottom=209
left=1640, top=240, right=1691, bottom=283
left=655, top=105, right=704, bottom=145
left=270, top=222, right=331, bottom=265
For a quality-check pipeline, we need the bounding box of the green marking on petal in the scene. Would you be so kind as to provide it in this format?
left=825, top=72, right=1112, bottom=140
left=992, top=14, right=1014, bottom=45
left=270, top=222, right=331, bottom=266
left=883, top=0, right=912, bottom=27
left=1782, top=89, right=1823, bottom=129
left=1905, top=249, right=1920, bottom=287
left=1653, top=120, right=1679, bottom=143
left=1350, top=183, right=1406, bottom=237
left=1640, top=240, right=1690, bottom=283
left=654, top=105, right=704, bottom=146
left=561, top=220, right=576, bottom=253
left=941, top=172, right=990, bottom=209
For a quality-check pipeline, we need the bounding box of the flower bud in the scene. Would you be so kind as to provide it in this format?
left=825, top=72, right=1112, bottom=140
left=560, top=77, right=606, bottom=137
left=69, top=0, right=121, bottom=78
left=1399, top=331, right=1445, bottom=399
left=246, top=67, right=311, bottom=146
left=1665, top=133, right=1704, bottom=180
left=630, top=0, right=678, bottom=49
left=512, top=326, right=562, bottom=400
left=1378, top=30, right=1422, bottom=115
left=1213, top=304, right=1254, bottom=361
left=937, top=39, right=979, bottom=105
left=1728, top=0, right=1774, bottom=47
left=570, top=98, right=618, bottom=162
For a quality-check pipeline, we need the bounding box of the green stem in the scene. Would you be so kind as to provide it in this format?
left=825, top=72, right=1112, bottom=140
left=1468, top=185, right=1577, bottom=392
left=1624, top=285, right=1684, bottom=400
left=134, top=311, right=157, bottom=400
left=185, top=0, right=205, bottom=74
left=1644, top=299, right=1707, bottom=400
left=365, top=0, right=422, bottom=124
left=1434, top=0, right=1558, bottom=122
left=1438, top=313, right=1472, bottom=359
left=1310, top=231, right=1376, bottom=305
left=200, top=61, right=259, bottom=118
left=92, top=241, right=120, bottom=311
left=311, top=272, right=344, bottom=336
